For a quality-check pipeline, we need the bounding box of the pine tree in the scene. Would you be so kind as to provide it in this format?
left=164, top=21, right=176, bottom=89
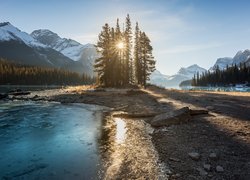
left=95, top=23, right=111, bottom=86
left=124, top=14, right=133, bottom=84
left=139, top=32, right=155, bottom=87
left=134, top=22, right=141, bottom=84
left=94, top=15, right=156, bottom=88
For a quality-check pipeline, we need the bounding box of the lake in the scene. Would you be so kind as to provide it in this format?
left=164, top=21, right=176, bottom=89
left=0, top=101, right=105, bottom=179
left=0, top=85, right=63, bottom=94
left=179, top=86, right=250, bottom=92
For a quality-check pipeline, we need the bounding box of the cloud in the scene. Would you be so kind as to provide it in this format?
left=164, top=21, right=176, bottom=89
left=157, top=42, right=223, bottom=54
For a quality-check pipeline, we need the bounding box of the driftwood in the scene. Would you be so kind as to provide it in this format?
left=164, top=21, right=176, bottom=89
left=189, top=109, right=209, bottom=116
left=150, top=107, right=191, bottom=127
left=112, top=111, right=160, bottom=118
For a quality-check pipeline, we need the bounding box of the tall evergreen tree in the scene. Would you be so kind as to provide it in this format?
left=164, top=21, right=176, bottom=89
left=139, top=32, right=155, bottom=87
left=124, top=14, right=133, bottom=84
left=94, top=15, right=156, bottom=88
left=134, top=22, right=141, bottom=84
left=95, top=23, right=110, bottom=86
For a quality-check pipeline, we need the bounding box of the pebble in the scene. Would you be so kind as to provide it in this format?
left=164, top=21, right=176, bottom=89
left=188, top=152, right=200, bottom=161
left=216, top=165, right=224, bottom=172
left=197, top=167, right=208, bottom=176
left=169, top=157, right=181, bottom=162
left=209, top=153, right=218, bottom=160
left=203, top=164, right=211, bottom=171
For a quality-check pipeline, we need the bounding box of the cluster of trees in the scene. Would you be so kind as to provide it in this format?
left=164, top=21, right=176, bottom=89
left=192, top=63, right=250, bottom=86
left=0, top=59, right=95, bottom=85
left=95, top=14, right=155, bottom=87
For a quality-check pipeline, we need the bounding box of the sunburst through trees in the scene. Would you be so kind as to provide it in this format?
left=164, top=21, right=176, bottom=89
left=94, top=14, right=155, bottom=87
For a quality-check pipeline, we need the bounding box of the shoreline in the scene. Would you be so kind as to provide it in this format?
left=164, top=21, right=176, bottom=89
left=1, top=85, right=250, bottom=179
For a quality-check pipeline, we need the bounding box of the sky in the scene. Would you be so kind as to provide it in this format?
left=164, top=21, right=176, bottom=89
left=1, top=0, right=250, bottom=75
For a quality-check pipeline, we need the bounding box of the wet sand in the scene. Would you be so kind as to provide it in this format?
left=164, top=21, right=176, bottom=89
left=6, top=85, right=250, bottom=179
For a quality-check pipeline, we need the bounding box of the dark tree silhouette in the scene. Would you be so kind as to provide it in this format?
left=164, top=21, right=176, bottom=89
left=95, top=15, right=156, bottom=88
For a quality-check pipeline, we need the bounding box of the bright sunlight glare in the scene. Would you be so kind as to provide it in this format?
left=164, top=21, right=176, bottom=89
left=116, top=41, right=125, bottom=49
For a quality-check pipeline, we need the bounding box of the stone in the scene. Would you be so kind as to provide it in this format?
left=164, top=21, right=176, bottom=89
left=197, top=167, right=208, bottom=176
left=188, top=152, right=200, bottom=161
left=203, top=164, right=211, bottom=171
left=151, top=107, right=191, bottom=127
left=216, top=165, right=224, bottom=172
left=169, top=157, right=181, bottom=162
left=209, top=153, right=218, bottom=160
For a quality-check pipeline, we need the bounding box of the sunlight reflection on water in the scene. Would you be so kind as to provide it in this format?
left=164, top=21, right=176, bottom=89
left=114, top=118, right=126, bottom=144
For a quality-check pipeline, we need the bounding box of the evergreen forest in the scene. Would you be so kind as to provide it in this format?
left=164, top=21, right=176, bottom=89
left=95, top=14, right=156, bottom=87
left=192, top=63, right=250, bottom=86
left=0, top=59, right=94, bottom=85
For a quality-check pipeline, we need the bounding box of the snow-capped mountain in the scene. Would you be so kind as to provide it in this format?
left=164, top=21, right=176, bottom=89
left=177, top=64, right=206, bottom=79
left=209, top=57, right=233, bottom=71
left=31, top=29, right=98, bottom=76
left=149, top=70, right=170, bottom=86
left=0, top=22, right=79, bottom=69
left=0, top=22, right=98, bottom=76
left=232, top=49, right=250, bottom=65
left=149, top=64, right=206, bottom=87
left=0, top=22, right=45, bottom=48
left=31, top=29, right=85, bottom=61
left=210, top=49, right=250, bottom=70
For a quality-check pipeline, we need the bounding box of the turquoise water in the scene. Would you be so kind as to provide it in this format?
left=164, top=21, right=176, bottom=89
left=180, top=86, right=250, bottom=92
left=0, top=101, right=105, bottom=179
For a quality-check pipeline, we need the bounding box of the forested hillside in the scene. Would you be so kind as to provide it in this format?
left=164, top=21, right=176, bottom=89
left=0, top=59, right=94, bottom=85
left=192, top=63, right=250, bottom=86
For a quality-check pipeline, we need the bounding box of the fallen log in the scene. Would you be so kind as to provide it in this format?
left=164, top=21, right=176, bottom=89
left=189, top=109, right=209, bottom=116
left=112, top=111, right=160, bottom=118
left=150, top=107, right=191, bottom=127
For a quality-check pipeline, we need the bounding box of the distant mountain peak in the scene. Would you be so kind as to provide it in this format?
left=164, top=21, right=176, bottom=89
left=177, top=64, right=206, bottom=76
left=0, top=22, right=11, bottom=27
left=210, top=49, right=250, bottom=71
left=31, top=29, right=86, bottom=61
left=0, top=22, right=45, bottom=47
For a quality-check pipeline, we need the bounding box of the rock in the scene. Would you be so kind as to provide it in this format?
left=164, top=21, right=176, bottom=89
left=33, top=95, right=39, bottom=98
left=197, top=167, right=208, bottom=176
left=203, top=164, right=211, bottom=171
left=188, top=152, right=200, bottom=161
left=189, top=109, right=209, bottom=116
left=216, top=165, right=224, bottom=172
left=209, top=153, right=218, bottom=160
left=169, top=157, right=181, bottom=162
left=151, top=107, right=191, bottom=127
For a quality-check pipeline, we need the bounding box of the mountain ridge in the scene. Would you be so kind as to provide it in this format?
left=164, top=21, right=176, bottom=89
left=150, top=64, right=206, bottom=87
left=0, top=22, right=97, bottom=76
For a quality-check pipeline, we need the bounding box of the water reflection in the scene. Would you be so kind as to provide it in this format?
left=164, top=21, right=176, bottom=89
left=99, top=115, right=167, bottom=179
left=114, top=118, right=126, bottom=144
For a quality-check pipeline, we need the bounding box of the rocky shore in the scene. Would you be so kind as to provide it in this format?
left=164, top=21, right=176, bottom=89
left=1, top=85, right=250, bottom=179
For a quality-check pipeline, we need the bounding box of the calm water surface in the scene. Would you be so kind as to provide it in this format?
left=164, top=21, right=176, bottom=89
left=0, top=101, right=105, bottom=179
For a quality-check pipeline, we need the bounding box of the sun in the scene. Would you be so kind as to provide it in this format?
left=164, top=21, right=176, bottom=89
left=116, top=41, right=125, bottom=49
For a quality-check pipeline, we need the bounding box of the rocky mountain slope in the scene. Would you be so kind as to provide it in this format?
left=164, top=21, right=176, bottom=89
left=210, top=49, right=250, bottom=71
left=0, top=22, right=97, bottom=76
